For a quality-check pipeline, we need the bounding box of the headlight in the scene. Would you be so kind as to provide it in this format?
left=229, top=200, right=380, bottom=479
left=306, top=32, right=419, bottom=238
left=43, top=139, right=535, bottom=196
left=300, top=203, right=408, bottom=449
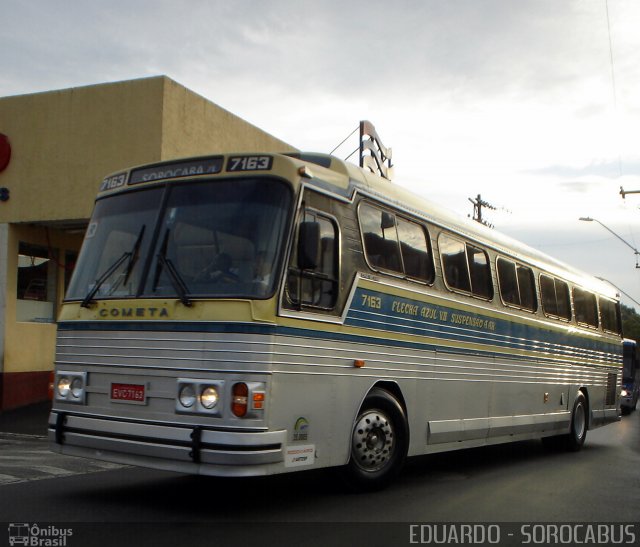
left=621, top=389, right=629, bottom=397
left=176, top=379, right=224, bottom=415
left=54, top=371, right=87, bottom=404
left=200, top=386, right=219, bottom=409
left=178, top=385, right=196, bottom=408
left=57, top=377, right=71, bottom=398
left=71, top=377, right=84, bottom=399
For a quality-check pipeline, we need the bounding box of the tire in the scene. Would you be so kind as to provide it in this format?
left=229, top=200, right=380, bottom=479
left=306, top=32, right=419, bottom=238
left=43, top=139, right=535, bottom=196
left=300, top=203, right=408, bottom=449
left=564, top=391, right=588, bottom=452
left=343, top=388, right=409, bottom=491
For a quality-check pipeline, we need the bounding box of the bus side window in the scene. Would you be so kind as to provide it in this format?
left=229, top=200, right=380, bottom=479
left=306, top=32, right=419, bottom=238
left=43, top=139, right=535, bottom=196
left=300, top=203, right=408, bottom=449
left=440, top=234, right=471, bottom=293
left=540, top=274, right=572, bottom=321
left=286, top=210, right=339, bottom=310
left=574, top=287, right=599, bottom=328
left=440, top=233, right=492, bottom=299
left=467, top=244, right=492, bottom=299
left=600, top=297, right=622, bottom=334
left=358, top=201, right=434, bottom=283
left=497, top=257, right=537, bottom=312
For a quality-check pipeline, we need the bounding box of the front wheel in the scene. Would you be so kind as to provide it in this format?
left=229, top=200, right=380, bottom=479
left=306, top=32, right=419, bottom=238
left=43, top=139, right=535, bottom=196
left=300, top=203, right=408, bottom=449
left=343, top=388, right=409, bottom=491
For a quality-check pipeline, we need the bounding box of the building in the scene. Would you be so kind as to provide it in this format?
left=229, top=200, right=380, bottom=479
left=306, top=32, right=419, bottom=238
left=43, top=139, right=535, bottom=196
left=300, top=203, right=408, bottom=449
left=0, top=76, right=295, bottom=410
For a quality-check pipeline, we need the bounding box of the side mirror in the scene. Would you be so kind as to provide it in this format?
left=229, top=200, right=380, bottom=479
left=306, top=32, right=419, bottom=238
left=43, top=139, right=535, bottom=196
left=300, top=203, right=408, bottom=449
left=297, top=221, right=320, bottom=270
left=381, top=211, right=395, bottom=230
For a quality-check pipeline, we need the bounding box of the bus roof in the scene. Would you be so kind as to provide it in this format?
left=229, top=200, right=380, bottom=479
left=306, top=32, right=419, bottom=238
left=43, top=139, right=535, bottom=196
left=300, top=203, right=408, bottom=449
left=97, top=151, right=618, bottom=301
left=292, top=152, right=618, bottom=301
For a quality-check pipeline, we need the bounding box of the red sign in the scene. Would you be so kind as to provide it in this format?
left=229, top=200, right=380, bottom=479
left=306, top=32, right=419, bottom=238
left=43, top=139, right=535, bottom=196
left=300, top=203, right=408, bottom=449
left=111, top=383, right=146, bottom=403
left=0, top=134, right=10, bottom=173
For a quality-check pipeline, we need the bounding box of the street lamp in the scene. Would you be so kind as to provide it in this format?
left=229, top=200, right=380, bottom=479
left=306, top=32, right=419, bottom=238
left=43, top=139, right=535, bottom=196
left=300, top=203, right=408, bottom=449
left=578, top=217, right=640, bottom=268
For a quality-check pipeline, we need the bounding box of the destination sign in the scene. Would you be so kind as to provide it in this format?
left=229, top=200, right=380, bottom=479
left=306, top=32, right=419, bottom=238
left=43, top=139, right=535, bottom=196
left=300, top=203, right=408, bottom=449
left=129, top=157, right=223, bottom=185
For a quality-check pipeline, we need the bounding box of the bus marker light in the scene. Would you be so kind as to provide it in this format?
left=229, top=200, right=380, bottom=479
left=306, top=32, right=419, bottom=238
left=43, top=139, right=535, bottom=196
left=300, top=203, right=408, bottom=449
left=232, top=383, right=249, bottom=417
left=252, top=392, right=265, bottom=410
left=354, top=359, right=366, bottom=368
left=298, top=166, right=313, bottom=179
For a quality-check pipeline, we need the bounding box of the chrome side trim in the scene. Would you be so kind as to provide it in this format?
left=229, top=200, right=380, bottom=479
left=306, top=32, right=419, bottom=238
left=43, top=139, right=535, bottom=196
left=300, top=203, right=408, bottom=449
left=427, top=411, right=570, bottom=445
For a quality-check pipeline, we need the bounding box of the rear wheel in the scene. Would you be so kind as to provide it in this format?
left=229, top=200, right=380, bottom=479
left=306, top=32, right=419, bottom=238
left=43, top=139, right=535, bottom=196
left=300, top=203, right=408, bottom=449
left=343, top=388, right=409, bottom=491
left=564, top=391, right=587, bottom=451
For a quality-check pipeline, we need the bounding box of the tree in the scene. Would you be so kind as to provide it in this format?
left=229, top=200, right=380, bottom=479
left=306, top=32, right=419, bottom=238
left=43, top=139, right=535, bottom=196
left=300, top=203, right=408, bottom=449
left=621, top=304, right=640, bottom=342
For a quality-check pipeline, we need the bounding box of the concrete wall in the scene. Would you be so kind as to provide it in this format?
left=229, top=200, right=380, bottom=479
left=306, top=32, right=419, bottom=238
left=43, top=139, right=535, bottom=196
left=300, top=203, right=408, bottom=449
left=0, top=77, right=165, bottom=224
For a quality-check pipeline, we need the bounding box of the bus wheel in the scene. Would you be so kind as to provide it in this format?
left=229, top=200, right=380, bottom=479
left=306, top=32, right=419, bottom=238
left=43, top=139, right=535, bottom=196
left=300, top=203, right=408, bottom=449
left=564, top=391, right=587, bottom=452
left=344, top=388, right=408, bottom=490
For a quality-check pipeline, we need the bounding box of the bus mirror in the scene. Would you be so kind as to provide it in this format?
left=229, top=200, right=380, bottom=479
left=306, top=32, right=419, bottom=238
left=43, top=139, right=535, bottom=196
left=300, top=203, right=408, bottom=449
left=297, top=221, right=320, bottom=270
left=381, top=212, right=395, bottom=230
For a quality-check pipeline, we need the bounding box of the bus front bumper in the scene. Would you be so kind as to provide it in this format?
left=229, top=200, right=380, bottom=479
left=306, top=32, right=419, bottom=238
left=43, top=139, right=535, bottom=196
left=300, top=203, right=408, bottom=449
left=48, top=411, right=287, bottom=477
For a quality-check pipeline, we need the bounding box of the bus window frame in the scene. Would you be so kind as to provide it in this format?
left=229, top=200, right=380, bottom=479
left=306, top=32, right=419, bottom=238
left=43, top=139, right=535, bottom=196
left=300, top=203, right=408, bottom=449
left=496, top=256, right=538, bottom=313
left=284, top=206, right=342, bottom=313
left=539, top=273, right=572, bottom=322
left=356, top=200, right=435, bottom=286
left=438, top=232, right=494, bottom=302
left=599, top=296, right=623, bottom=335
left=573, top=286, right=600, bottom=330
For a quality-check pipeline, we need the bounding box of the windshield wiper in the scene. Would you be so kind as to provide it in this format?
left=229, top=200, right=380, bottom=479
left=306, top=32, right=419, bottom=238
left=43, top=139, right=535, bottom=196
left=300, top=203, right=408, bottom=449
left=80, top=225, right=146, bottom=308
left=152, top=229, right=192, bottom=307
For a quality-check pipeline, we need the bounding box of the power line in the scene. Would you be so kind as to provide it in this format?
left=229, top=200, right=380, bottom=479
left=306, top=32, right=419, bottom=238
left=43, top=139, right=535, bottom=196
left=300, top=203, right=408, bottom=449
left=605, top=0, right=624, bottom=178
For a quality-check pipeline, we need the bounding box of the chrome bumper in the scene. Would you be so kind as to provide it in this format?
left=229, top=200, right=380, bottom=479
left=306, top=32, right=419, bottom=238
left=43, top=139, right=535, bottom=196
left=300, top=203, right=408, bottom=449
left=48, top=411, right=286, bottom=476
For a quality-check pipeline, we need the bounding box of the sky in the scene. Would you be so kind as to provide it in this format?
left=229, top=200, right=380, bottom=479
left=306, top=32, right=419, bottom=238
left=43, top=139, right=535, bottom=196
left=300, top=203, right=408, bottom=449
left=2, top=0, right=640, bottom=307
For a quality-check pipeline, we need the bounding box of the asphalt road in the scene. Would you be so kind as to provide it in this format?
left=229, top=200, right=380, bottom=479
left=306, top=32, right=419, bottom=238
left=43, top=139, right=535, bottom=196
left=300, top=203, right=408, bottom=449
left=1, top=410, right=639, bottom=546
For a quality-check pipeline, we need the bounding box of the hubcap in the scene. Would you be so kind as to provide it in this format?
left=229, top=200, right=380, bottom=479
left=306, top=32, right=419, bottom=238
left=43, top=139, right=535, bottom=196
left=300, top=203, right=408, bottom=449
left=574, top=402, right=586, bottom=440
left=352, top=410, right=395, bottom=472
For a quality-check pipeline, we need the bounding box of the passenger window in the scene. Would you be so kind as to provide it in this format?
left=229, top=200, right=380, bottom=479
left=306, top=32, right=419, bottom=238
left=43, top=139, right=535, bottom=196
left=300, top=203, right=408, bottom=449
left=396, top=218, right=434, bottom=282
left=574, top=287, right=599, bottom=328
left=540, top=274, right=571, bottom=320
left=467, top=244, right=492, bottom=299
left=440, top=235, right=471, bottom=292
left=600, top=298, right=622, bottom=334
left=497, top=258, right=536, bottom=312
left=517, top=265, right=537, bottom=311
left=286, top=210, right=339, bottom=310
left=359, top=202, right=434, bottom=283
left=359, top=203, right=402, bottom=272
left=440, top=233, right=492, bottom=299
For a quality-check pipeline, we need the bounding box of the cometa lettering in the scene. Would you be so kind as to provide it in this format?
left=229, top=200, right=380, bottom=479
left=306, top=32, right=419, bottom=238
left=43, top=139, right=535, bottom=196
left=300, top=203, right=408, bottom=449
left=99, top=307, right=169, bottom=318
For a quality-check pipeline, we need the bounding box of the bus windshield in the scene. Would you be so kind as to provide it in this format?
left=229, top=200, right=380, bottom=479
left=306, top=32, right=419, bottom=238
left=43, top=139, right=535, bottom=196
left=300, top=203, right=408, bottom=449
left=66, top=178, right=292, bottom=301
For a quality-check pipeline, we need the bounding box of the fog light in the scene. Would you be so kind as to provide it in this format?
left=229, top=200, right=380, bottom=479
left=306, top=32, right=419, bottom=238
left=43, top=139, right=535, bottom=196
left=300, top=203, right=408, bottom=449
left=179, top=385, right=196, bottom=408
left=200, top=386, right=219, bottom=409
left=57, top=377, right=71, bottom=398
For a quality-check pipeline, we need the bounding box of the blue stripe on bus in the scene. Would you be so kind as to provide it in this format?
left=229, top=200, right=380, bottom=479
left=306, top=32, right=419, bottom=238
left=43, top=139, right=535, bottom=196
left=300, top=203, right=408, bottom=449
left=346, top=287, right=621, bottom=362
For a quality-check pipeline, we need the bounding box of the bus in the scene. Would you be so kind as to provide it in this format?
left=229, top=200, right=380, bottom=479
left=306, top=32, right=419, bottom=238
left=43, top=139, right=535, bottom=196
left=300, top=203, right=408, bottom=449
left=621, top=339, right=639, bottom=414
left=49, top=152, right=623, bottom=489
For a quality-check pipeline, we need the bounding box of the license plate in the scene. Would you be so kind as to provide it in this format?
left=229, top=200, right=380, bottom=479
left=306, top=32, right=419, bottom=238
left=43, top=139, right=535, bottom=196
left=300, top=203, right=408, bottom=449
left=110, top=383, right=146, bottom=404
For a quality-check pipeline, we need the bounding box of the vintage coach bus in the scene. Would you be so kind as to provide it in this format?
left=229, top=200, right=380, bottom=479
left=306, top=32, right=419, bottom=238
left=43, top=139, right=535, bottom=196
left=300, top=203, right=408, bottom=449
left=49, top=152, right=623, bottom=489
